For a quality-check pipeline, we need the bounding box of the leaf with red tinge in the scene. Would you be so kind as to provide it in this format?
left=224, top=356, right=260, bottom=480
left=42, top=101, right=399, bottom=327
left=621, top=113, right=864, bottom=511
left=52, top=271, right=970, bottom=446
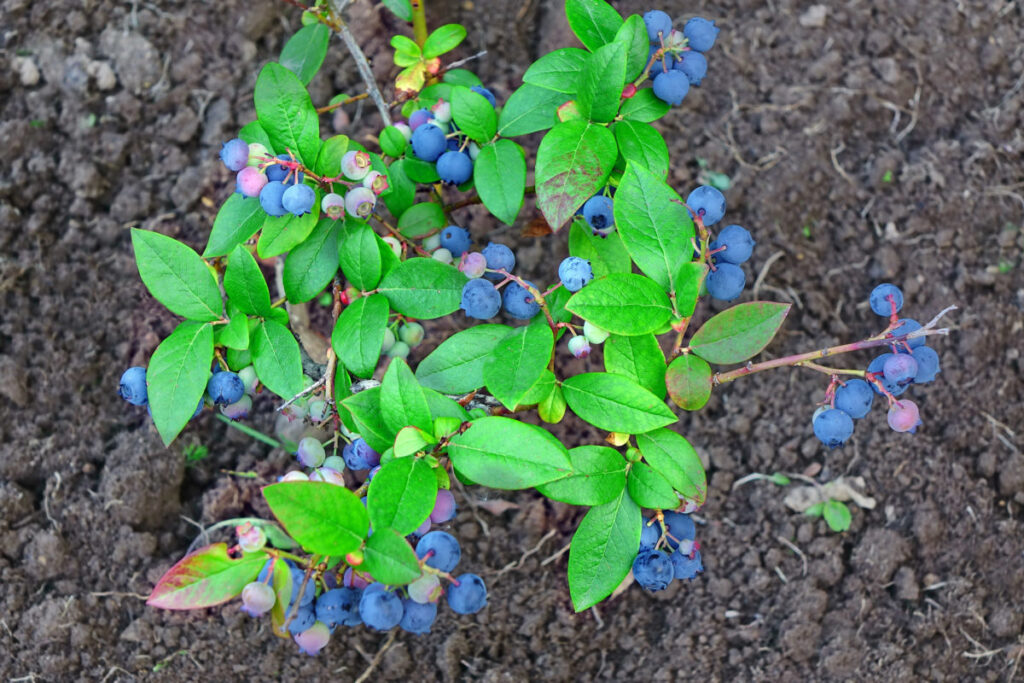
left=665, top=354, right=712, bottom=411
left=147, top=543, right=267, bottom=610
left=535, top=120, right=617, bottom=232
left=688, top=302, right=791, bottom=365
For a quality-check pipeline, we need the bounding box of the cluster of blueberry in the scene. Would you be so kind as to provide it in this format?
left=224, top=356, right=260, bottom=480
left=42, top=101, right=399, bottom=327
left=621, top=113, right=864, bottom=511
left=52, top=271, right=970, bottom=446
left=381, top=321, right=426, bottom=361
left=688, top=184, right=756, bottom=303
left=118, top=364, right=259, bottom=421
left=642, top=10, right=720, bottom=106
left=406, top=86, right=497, bottom=185
left=631, top=509, right=704, bottom=591
left=812, top=284, right=940, bottom=448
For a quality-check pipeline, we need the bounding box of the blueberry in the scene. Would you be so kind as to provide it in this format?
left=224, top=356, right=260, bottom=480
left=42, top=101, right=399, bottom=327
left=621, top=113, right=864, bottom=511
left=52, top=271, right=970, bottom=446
left=293, top=621, right=330, bottom=655
left=632, top=550, right=674, bottom=591
left=240, top=581, right=276, bottom=617
left=399, top=598, right=437, bottom=634
left=220, top=138, right=250, bottom=172
left=639, top=517, right=662, bottom=551
left=236, top=166, right=268, bottom=198
left=429, top=489, right=457, bottom=524
left=662, top=511, right=696, bottom=550
left=259, top=181, right=288, bottom=217
left=648, top=46, right=675, bottom=77
left=670, top=549, right=704, bottom=580
left=869, top=283, right=903, bottom=316
left=674, top=50, right=708, bottom=85
left=408, top=108, right=434, bottom=131
left=867, top=353, right=908, bottom=397
left=436, top=150, right=473, bottom=185
left=558, top=256, right=594, bottom=292
left=416, top=531, right=461, bottom=572
left=833, top=379, right=874, bottom=419
left=342, top=438, right=380, bottom=470
left=407, top=572, right=441, bottom=603
left=686, top=185, right=726, bottom=225
left=220, top=395, right=252, bottom=420
left=643, top=10, right=673, bottom=41
left=888, top=399, right=922, bottom=434
left=265, top=154, right=304, bottom=184
left=315, top=588, right=363, bottom=628
left=296, top=437, right=326, bottom=468
left=440, top=225, right=472, bottom=257
left=461, top=279, right=502, bottom=319
left=286, top=604, right=317, bottom=635
left=119, top=366, right=148, bottom=405
left=289, top=566, right=317, bottom=608
left=653, top=70, right=690, bottom=106
left=411, top=123, right=447, bottom=162
left=344, top=186, right=376, bottom=218
left=399, top=322, right=425, bottom=347
left=891, top=318, right=926, bottom=349
left=883, top=353, right=919, bottom=387
left=568, top=334, right=591, bottom=359
left=470, top=85, right=497, bottom=107
left=812, top=407, right=855, bottom=448
left=282, top=183, right=316, bottom=216
left=710, top=224, right=754, bottom=264
left=705, top=263, right=746, bottom=301
left=503, top=280, right=540, bottom=320
left=582, top=195, right=615, bottom=234
left=207, top=371, right=244, bottom=405
left=447, top=573, right=487, bottom=614
left=683, top=17, right=720, bottom=52
left=911, top=346, right=940, bottom=384
left=359, top=587, right=404, bottom=631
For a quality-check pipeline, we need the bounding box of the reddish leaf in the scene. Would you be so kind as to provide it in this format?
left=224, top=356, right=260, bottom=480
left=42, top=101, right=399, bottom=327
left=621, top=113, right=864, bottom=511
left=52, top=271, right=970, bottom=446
left=147, top=544, right=267, bottom=610
left=665, top=354, right=712, bottom=411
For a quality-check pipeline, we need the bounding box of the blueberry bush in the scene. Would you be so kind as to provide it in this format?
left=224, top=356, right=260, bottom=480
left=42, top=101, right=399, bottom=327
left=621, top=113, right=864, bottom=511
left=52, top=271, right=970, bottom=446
left=122, top=0, right=954, bottom=655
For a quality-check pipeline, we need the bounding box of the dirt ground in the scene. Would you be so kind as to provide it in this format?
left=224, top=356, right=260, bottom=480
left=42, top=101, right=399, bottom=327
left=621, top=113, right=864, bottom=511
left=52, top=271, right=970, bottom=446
left=2, top=0, right=1023, bottom=680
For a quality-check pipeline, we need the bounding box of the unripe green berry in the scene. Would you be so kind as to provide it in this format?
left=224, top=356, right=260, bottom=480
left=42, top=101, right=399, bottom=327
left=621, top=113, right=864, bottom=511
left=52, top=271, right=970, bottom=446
left=388, top=341, right=411, bottom=359
left=399, top=322, right=425, bottom=347
left=583, top=320, right=610, bottom=344
left=381, top=327, right=396, bottom=353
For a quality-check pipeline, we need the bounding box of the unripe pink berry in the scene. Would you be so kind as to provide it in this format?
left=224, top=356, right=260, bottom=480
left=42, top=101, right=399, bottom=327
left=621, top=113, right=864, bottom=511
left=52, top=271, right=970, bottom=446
left=309, top=467, right=346, bottom=486
left=346, top=549, right=364, bottom=566
left=429, top=489, right=457, bottom=523
left=236, top=522, right=267, bottom=553
left=887, top=400, right=922, bottom=433
left=236, top=166, right=268, bottom=197
left=341, top=150, right=372, bottom=180
left=568, top=334, right=592, bottom=359
left=459, top=252, right=487, bottom=279
left=363, top=170, right=390, bottom=195
left=344, top=186, right=376, bottom=218
left=240, top=581, right=276, bottom=616
left=293, top=621, right=330, bottom=655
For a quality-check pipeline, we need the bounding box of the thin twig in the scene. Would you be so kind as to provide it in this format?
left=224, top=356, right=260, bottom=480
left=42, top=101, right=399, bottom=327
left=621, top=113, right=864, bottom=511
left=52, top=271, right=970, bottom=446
left=354, top=631, right=398, bottom=683
left=326, top=0, right=393, bottom=126
left=278, top=376, right=326, bottom=412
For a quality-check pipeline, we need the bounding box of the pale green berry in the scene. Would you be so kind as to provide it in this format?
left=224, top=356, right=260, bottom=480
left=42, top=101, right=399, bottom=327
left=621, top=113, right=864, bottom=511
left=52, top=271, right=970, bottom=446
left=583, top=320, right=610, bottom=344
left=388, top=341, right=411, bottom=359
left=399, top=322, right=425, bottom=347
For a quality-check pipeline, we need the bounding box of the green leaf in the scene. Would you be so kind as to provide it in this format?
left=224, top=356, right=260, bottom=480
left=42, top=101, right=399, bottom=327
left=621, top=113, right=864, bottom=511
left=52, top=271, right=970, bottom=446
left=823, top=500, right=852, bottom=532
left=204, top=195, right=266, bottom=257
left=147, top=543, right=266, bottom=610
left=216, top=303, right=250, bottom=350
left=253, top=62, right=319, bottom=166
left=383, top=0, right=412, bottom=22
left=361, top=529, right=422, bottom=585
left=263, top=482, right=369, bottom=556
left=338, top=222, right=383, bottom=290
left=565, top=0, right=623, bottom=52
left=688, top=302, right=792, bottom=364
left=561, top=372, right=676, bottom=434
left=483, top=317, right=554, bottom=410
left=280, top=23, right=330, bottom=85
left=423, top=388, right=470, bottom=423
left=674, top=262, right=706, bottom=317
left=239, top=120, right=274, bottom=151
left=805, top=502, right=825, bottom=518
left=535, top=119, right=618, bottom=231
left=448, top=417, right=572, bottom=489
left=393, top=425, right=435, bottom=458
left=616, top=14, right=650, bottom=81
left=147, top=321, right=214, bottom=446
left=257, top=206, right=320, bottom=258
left=380, top=358, right=432, bottom=433
left=402, top=157, right=441, bottom=184
left=340, top=387, right=393, bottom=453
left=131, top=229, right=222, bottom=321
left=224, top=244, right=272, bottom=316
left=636, top=428, right=706, bottom=503
left=423, top=24, right=467, bottom=59
left=397, top=202, right=446, bottom=239
left=474, top=140, right=526, bottom=225
left=415, top=324, right=511, bottom=393
left=613, top=163, right=694, bottom=293
left=378, top=258, right=467, bottom=319
left=565, top=273, right=673, bottom=335
left=576, top=40, right=627, bottom=123
left=498, top=83, right=565, bottom=137
left=383, top=159, right=417, bottom=217
left=665, top=354, right=712, bottom=411
left=442, top=69, right=482, bottom=87
left=604, top=333, right=666, bottom=399
left=367, top=457, right=437, bottom=535
left=283, top=219, right=338, bottom=303
left=626, top=462, right=678, bottom=508
left=538, top=383, right=567, bottom=423
left=523, top=48, right=589, bottom=94
left=251, top=320, right=303, bottom=400
left=567, top=486, right=640, bottom=612
left=314, top=135, right=350, bottom=177
left=519, top=369, right=556, bottom=406
left=379, top=126, right=409, bottom=157
left=451, top=85, right=497, bottom=143
left=619, top=88, right=669, bottom=122
left=536, top=446, right=626, bottom=506
left=614, top=121, right=669, bottom=178
left=331, top=294, right=389, bottom=378
left=391, top=35, right=421, bottom=66
left=568, top=219, right=631, bottom=277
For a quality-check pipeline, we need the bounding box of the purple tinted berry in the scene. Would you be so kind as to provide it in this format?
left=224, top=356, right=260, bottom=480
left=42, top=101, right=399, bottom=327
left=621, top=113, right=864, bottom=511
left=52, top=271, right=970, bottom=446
left=662, top=511, right=696, bottom=550
left=359, top=587, right=404, bottom=631
left=207, top=371, right=244, bottom=405
left=892, top=318, right=925, bottom=349
left=705, top=263, right=746, bottom=301
left=437, top=150, right=473, bottom=185
left=259, top=180, right=288, bottom=217
left=674, top=50, right=708, bottom=85
left=670, top=549, right=704, bottom=580
left=430, top=489, right=457, bottom=524
left=460, top=279, right=501, bottom=319
left=470, top=85, right=496, bottom=107
left=407, top=573, right=441, bottom=603
left=293, top=621, right=330, bottom=655
left=286, top=604, right=317, bottom=635
left=236, top=166, right=268, bottom=198
left=686, top=185, right=726, bottom=225
left=240, top=581, right=276, bottom=617
left=683, top=17, right=720, bottom=52
left=416, top=531, right=461, bottom=572
left=482, top=242, right=515, bottom=281
left=399, top=598, right=437, bottom=634
left=639, top=517, right=662, bottom=551
left=710, top=225, right=755, bottom=264
left=343, top=567, right=370, bottom=590
left=558, top=256, right=594, bottom=292
left=632, top=550, right=674, bottom=591
left=648, top=46, right=675, bottom=77
left=411, top=516, right=432, bottom=538
left=411, top=123, right=447, bottom=162
left=440, top=225, right=472, bottom=256
left=408, top=108, right=434, bottom=131
left=833, top=379, right=874, bottom=419
left=459, top=252, right=488, bottom=279
left=653, top=70, right=690, bottom=106
left=119, top=366, right=148, bottom=405
left=888, top=400, right=922, bottom=433
left=869, top=283, right=904, bottom=316
left=568, top=335, right=591, bottom=359
left=296, top=437, right=326, bottom=468
left=220, top=395, right=252, bottom=420
left=340, top=150, right=371, bottom=180
left=911, top=346, right=940, bottom=384
left=282, top=183, right=316, bottom=216
left=582, top=195, right=615, bottom=234
left=342, top=438, right=380, bottom=470
left=220, top=138, right=250, bottom=172
left=344, top=186, right=376, bottom=218
left=315, top=588, right=363, bottom=628
left=447, top=573, right=487, bottom=614
left=503, top=280, right=540, bottom=320
left=867, top=353, right=906, bottom=396
left=643, top=10, right=673, bottom=41
left=813, top=407, right=855, bottom=448
left=883, top=354, right=919, bottom=387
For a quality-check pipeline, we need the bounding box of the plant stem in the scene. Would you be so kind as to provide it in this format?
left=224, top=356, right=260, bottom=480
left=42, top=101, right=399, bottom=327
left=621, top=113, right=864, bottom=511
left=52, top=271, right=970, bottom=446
left=214, top=413, right=282, bottom=449
left=325, top=0, right=393, bottom=126
left=411, top=0, right=428, bottom=47
left=316, top=91, right=369, bottom=114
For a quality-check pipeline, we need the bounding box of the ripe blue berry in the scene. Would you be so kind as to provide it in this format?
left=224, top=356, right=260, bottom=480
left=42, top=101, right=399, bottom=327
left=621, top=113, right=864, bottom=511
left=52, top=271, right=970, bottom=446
left=287, top=605, right=317, bottom=635
left=293, top=621, right=330, bottom=655
left=282, top=183, right=315, bottom=216
left=436, top=150, right=473, bottom=185
left=447, top=573, right=487, bottom=614
left=296, top=437, right=326, bottom=468
left=408, top=108, right=434, bottom=131
left=686, top=185, right=726, bottom=226
left=674, top=50, right=708, bottom=85
left=207, top=371, right=244, bottom=405
left=411, top=123, right=447, bottom=162
left=833, top=379, right=874, bottom=419
left=883, top=353, right=919, bottom=387
left=416, top=531, right=461, bottom=572
left=867, top=353, right=908, bottom=397
left=440, top=225, right=472, bottom=256
left=558, top=256, right=594, bottom=292
left=315, top=588, right=363, bottom=628
left=265, top=154, right=304, bottom=183
left=119, top=366, right=148, bottom=405
left=342, top=438, right=380, bottom=470
left=220, top=138, right=250, bottom=172
left=503, top=280, right=541, bottom=319
left=470, top=85, right=496, bottom=107
left=892, top=318, right=926, bottom=349
left=632, top=550, right=674, bottom=591
left=289, top=566, right=317, bottom=608
left=710, top=224, right=755, bottom=264
left=812, top=407, right=855, bottom=448
left=639, top=517, right=662, bottom=551
left=582, top=195, right=615, bottom=234
left=662, top=511, right=696, bottom=550
left=429, top=489, right=457, bottom=524
left=652, top=70, right=690, bottom=106
left=259, top=180, right=288, bottom=217
left=648, top=46, right=675, bottom=77
left=670, top=549, right=704, bottom=580
left=643, top=10, right=673, bottom=41
left=683, top=17, right=720, bottom=52
left=705, top=263, right=746, bottom=301
left=482, top=242, right=515, bottom=281
left=359, top=587, right=404, bottom=631
left=911, top=346, right=940, bottom=384
left=461, top=279, right=501, bottom=319
left=399, top=598, right=437, bottom=634
left=240, top=581, right=276, bottom=617
left=869, top=283, right=903, bottom=316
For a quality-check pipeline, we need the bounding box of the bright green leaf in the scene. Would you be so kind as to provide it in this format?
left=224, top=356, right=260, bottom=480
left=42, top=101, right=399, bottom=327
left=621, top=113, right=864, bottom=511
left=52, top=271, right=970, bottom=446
left=483, top=317, right=554, bottom=410
left=224, top=244, right=272, bottom=316
left=340, top=386, right=393, bottom=453
left=497, top=83, right=565, bottom=137
left=567, top=486, right=640, bottom=612
left=280, top=23, right=330, bottom=85
left=380, top=358, right=432, bottom=433
left=204, top=194, right=266, bottom=257
left=367, top=457, right=437, bottom=535
left=565, top=0, right=623, bottom=52
left=626, top=462, right=678, bottom=508
left=451, top=85, right=497, bottom=143
left=614, top=121, right=670, bottom=178
left=415, top=324, right=511, bottom=393
left=823, top=500, right=852, bottom=532
left=619, top=88, right=669, bottom=122
left=283, top=218, right=338, bottom=303
left=253, top=62, right=319, bottom=166
left=604, top=333, right=666, bottom=399
left=576, top=40, right=627, bottom=123
left=257, top=207, right=320, bottom=258
left=688, top=302, right=791, bottom=365
left=331, top=293, right=389, bottom=378
left=474, top=140, right=526, bottom=225
left=636, top=428, right=706, bottom=503
left=132, top=229, right=222, bottom=322
left=263, top=482, right=369, bottom=556
left=251, top=319, right=303, bottom=400
left=423, top=24, right=467, bottom=59
left=378, top=257, right=467, bottom=319
left=339, top=222, right=383, bottom=291
left=397, top=202, right=446, bottom=239
left=523, top=48, right=589, bottom=94
left=568, top=219, right=632, bottom=277
left=562, top=372, right=676, bottom=434
left=565, top=273, right=673, bottom=335
left=448, top=417, right=572, bottom=489
left=536, top=446, right=626, bottom=506
left=361, top=528, right=422, bottom=585
left=147, top=321, right=214, bottom=445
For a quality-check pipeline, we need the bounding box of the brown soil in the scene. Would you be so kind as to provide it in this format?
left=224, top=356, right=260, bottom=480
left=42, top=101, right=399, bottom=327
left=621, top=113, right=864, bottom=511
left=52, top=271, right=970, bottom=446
left=2, top=0, right=1023, bottom=680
